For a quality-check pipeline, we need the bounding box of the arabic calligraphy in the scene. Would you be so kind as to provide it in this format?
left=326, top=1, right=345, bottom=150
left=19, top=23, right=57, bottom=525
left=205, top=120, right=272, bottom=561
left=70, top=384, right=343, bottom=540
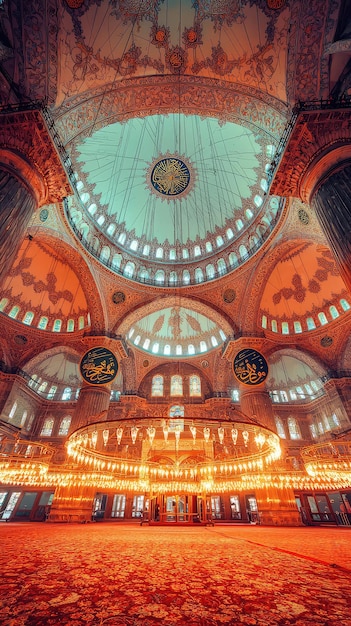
left=233, top=349, right=268, bottom=386
left=80, top=347, right=118, bottom=385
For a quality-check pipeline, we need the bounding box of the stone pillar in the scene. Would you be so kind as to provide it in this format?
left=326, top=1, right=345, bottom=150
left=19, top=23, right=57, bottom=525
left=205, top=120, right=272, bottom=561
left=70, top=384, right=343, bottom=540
left=72, top=383, right=112, bottom=431
left=270, top=103, right=351, bottom=292
left=48, top=483, right=96, bottom=523
left=255, top=484, right=302, bottom=527
left=239, top=385, right=276, bottom=431
left=0, top=107, right=72, bottom=286
left=0, top=168, right=36, bottom=283
left=69, top=336, right=129, bottom=433
left=311, top=162, right=351, bottom=292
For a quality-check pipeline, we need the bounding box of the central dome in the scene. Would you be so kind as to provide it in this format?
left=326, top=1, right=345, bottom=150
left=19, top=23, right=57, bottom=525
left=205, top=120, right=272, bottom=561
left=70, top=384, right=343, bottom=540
left=75, top=113, right=274, bottom=254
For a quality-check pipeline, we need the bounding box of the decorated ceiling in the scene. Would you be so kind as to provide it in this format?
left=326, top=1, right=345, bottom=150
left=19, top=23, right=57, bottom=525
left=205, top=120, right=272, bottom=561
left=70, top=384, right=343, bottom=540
left=0, top=0, right=350, bottom=389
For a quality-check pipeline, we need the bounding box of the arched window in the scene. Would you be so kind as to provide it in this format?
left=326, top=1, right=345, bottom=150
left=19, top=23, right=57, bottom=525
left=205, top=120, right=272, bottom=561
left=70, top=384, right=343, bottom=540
left=271, top=319, right=278, bottom=332
left=130, top=240, right=138, bottom=251
left=195, top=268, right=203, bottom=283
left=20, top=410, right=28, bottom=428
left=287, top=417, right=301, bottom=440
left=9, top=401, right=17, bottom=420
left=67, top=319, right=75, bottom=332
left=0, top=298, right=8, bottom=311
left=123, top=261, right=135, bottom=277
left=340, top=299, right=350, bottom=311
left=38, top=381, right=48, bottom=394
left=100, top=246, right=110, bottom=262
left=169, top=271, right=178, bottom=284
left=152, top=375, right=164, bottom=396
left=236, top=219, right=244, bottom=231
left=188, top=344, right=195, bottom=355
left=200, top=340, right=207, bottom=352
left=282, top=322, right=289, bottom=335
left=169, top=249, right=176, bottom=260
left=138, top=268, right=150, bottom=281
left=78, top=315, right=85, bottom=330
left=189, top=375, right=201, bottom=396
left=306, top=317, right=316, bottom=330
left=112, top=254, right=122, bottom=269
left=318, top=312, right=328, bottom=326
left=118, top=233, right=126, bottom=245
left=107, top=223, right=116, bottom=236
left=229, top=252, right=238, bottom=267
left=47, top=385, right=57, bottom=400
left=176, top=344, right=182, bottom=355
left=156, top=247, right=163, bottom=259
left=217, top=259, right=226, bottom=275
left=88, top=203, right=97, bottom=215
left=62, top=387, right=72, bottom=401
left=40, top=417, right=54, bottom=436
left=211, top=335, right=218, bottom=347
left=97, top=215, right=105, bottom=226
left=171, top=375, right=183, bottom=396
left=245, top=208, right=254, bottom=220
left=59, top=415, right=72, bottom=436
left=134, top=335, right=141, bottom=345
left=164, top=344, right=171, bottom=355
left=261, top=315, right=267, bottom=329
left=53, top=319, right=62, bottom=332
left=329, top=305, right=339, bottom=319
left=226, top=228, right=234, bottom=239
left=205, top=241, right=213, bottom=252
left=216, top=235, right=224, bottom=247
left=142, top=244, right=150, bottom=256
left=194, top=245, right=201, bottom=257
left=151, top=342, right=159, bottom=353
left=239, top=244, right=248, bottom=259
left=143, top=338, right=150, bottom=350
left=294, top=321, right=302, bottom=333
left=182, top=248, right=189, bottom=259
left=206, top=264, right=215, bottom=279
left=275, top=416, right=286, bottom=439
left=155, top=270, right=165, bottom=284
left=23, top=311, right=34, bottom=325
left=9, top=306, right=20, bottom=319
left=182, top=270, right=190, bottom=285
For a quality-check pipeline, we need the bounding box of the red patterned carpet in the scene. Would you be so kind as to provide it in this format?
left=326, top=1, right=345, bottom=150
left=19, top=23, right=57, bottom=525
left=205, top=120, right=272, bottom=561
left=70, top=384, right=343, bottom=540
left=1, top=523, right=351, bottom=626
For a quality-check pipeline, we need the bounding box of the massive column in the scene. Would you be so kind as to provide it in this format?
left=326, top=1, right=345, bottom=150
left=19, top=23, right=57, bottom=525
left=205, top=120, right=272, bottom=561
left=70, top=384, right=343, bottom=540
left=0, top=107, right=72, bottom=285
left=270, top=101, right=351, bottom=292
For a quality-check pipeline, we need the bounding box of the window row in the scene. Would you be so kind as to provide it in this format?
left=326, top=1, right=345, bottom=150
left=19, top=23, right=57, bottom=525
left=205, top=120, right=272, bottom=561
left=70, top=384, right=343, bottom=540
left=151, top=375, right=202, bottom=397
left=40, top=415, right=72, bottom=437
left=67, top=199, right=282, bottom=286
left=262, top=300, right=351, bottom=335
left=26, top=377, right=121, bottom=402
left=0, top=299, right=90, bottom=333
left=275, top=416, right=302, bottom=440
left=129, top=329, right=226, bottom=356
left=76, top=183, right=279, bottom=264
left=270, top=379, right=324, bottom=403
left=309, top=412, right=341, bottom=439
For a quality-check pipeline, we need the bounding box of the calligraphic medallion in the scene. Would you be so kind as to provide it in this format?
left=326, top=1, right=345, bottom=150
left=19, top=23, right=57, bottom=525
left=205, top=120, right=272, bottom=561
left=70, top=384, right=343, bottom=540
left=80, top=347, right=118, bottom=385
left=148, top=154, right=195, bottom=200
left=233, top=349, right=268, bottom=386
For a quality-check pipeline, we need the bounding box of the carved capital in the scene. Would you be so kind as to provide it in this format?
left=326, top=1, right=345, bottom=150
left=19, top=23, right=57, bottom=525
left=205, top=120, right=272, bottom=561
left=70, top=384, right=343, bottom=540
left=270, top=106, right=351, bottom=203
left=0, top=109, right=71, bottom=206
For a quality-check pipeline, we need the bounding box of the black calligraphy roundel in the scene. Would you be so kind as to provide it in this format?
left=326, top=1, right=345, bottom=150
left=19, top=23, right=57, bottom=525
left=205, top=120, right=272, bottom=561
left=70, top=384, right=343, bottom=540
left=80, top=347, right=118, bottom=385
left=233, top=349, right=268, bottom=386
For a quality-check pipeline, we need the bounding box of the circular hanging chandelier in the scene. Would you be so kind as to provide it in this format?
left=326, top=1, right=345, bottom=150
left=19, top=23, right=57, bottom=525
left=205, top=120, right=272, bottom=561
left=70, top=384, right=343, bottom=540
left=66, top=416, right=282, bottom=494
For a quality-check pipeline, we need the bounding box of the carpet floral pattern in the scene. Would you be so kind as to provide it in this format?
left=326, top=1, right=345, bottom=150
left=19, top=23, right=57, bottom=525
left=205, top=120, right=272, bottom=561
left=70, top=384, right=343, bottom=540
left=1, top=523, right=351, bottom=626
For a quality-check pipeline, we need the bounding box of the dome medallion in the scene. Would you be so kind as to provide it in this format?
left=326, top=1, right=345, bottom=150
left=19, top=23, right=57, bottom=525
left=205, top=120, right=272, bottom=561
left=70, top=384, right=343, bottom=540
left=147, top=153, right=195, bottom=201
